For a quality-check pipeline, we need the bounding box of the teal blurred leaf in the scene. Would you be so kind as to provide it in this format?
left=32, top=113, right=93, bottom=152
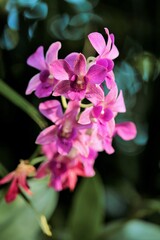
left=67, top=174, right=105, bottom=240
left=97, top=220, right=160, bottom=240
left=24, top=3, right=48, bottom=19
left=0, top=177, right=58, bottom=240
left=132, top=52, right=160, bottom=82
left=0, top=27, right=19, bottom=50
left=8, top=8, right=19, bottom=30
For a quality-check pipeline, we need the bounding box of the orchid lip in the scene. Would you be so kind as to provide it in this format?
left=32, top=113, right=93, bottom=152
left=70, top=75, right=87, bottom=92
left=40, top=70, right=50, bottom=82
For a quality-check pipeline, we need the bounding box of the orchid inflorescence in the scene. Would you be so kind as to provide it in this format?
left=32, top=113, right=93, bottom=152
left=0, top=27, right=137, bottom=202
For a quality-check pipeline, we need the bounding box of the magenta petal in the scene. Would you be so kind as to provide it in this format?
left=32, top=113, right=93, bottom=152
left=25, top=73, right=41, bottom=95
left=53, top=80, right=70, bottom=97
left=92, top=106, right=103, bottom=118
left=46, top=41, right=61, bottom=64
left=51, top=60, right=72, bottom=80
left=57, top=139, right=72, bottom=155
left=65, top=52, right=79, bottom=69
left=39, top=100, right=63, bottom=122
left=36, top=125, right=57, bottom=145
left=115, top=122, right=137, bottom=140
left=86, top=84, right=104, bottom=105
left=35, top=84, right=53, bottom=98
left=5, top=178, right=19, bottom=203
left=88, top=32, right=106, bottom=55
left=27, top=46, right=46, bottom=70
left=87, top=64, right=106, bottom=84
left=96, top=59, right=114, bottom=72
left=101, top=108, right=113, bottom=122
left=74, top=53, right=87, bottom=76
left=106, top=34, right=119, bottom=59
left=0, top=172, right=14, bottom=185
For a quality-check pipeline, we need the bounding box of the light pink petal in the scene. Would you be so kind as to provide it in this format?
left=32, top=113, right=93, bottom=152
left=36, top=125, right=57, bottom=145
left=105, top=85, right=118, bottom=104
left=110, top=90, right=126, bottom=113
left=86, top=84, right=104, bottom=105
left=5, top=178, right=19, bottom=203
left=25, top=73, right=41, bottom=95
left=27, top=46, right=46, bottom=70
left=68, top=90, right=85, bottom=101
left=46, top=41, right=61, bottom=64
left=66, top=100, right=80, bottom=114
left=0, top=172, right=15, bottom=185
left=74, top=53, right=87, bottom=76
left=86, top=64, right=106, bottom=84
left=78, top=107, right=92, bottom=124
left=115, top=122, right=137, bottom=140
left=88, top=32, right=106, bottom=55
left=105, top=71, right=116, bottom=89
left=103, top=137, right=115, bottom=154
left=39, top=100, right=63, bottom=123
left=106, top=34, right=119, bottom=60
left=65, top=52, right=79, bottom=69
left=53, top=80, right=70, bottom=97
left=74, top=139, right=89, bottom=157
left=104, top=28, right=112, bottom=52
left=51, top=60, right=72, bottom=80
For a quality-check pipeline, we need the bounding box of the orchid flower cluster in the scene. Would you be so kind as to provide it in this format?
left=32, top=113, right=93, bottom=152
left=0, top=27, right=137, bottom=202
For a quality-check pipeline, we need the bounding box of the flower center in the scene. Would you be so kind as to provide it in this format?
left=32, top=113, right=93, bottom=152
left=70, top=75, right=86, bottom=92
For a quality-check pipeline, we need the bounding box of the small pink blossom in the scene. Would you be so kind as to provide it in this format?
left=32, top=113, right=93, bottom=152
left=26, top=42, right=61, bottom=98
left=51, top=53, right=106, bottom=103
left=37, top=145, right=97, bottom=191
left=36, top=100, right=91, bottom=156
left=0, top=161, right=36, bottom=203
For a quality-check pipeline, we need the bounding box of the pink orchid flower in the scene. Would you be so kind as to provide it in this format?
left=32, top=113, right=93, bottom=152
left=88, top=28, right=119, bottom=89
left=88, top=27, right=119, bottom=60
left=37, top=145, right=97, bottom=191
left=26, top=42, right=61, bottom=98
left=36, top=100, right=91, bottom=156
left=0, top=161, right=36, bottom=203
left=51, top=53, right=107, bottom=103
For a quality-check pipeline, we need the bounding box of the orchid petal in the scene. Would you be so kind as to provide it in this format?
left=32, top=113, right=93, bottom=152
left=53, top=80, right=70, bottom=97
left=65, top=52, right=79, bottom=69
left=86, top=84, right=104, bottom=105
left=0, top=172, right=14, bottom=185
left=110, top=90, right=126, bottom=113
left=25, top=73, right=41, bottom=95
left=88, top=32, right=106, bottom=55
left=36, top=125, right=57, bottom=145
left=86, top=64, right=106, bottom=84
left=51, top=60, right=72, bottom=80
left=115, top=122, right=137, bottom=140
left=74, top=53, right=87, bottom=76
left=39, top=100, right=63, bottom=122
left=5, top=178, right=19, bottom=203
left=27, top=46, right=46, bottom=70
left=46, top=41, right=61, bottom=64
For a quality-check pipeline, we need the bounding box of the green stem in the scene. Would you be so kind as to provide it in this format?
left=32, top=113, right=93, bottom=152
left=80, top=102, right=93, bottom=108
left=0, top=79, right=47, bottom=129
left=61, top=96, right=68, bottom=109
left=30, top=156, right=46, bottom=166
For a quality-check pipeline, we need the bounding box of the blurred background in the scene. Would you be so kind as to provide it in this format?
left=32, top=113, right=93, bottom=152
left=0, top=0, right=160, bottom=239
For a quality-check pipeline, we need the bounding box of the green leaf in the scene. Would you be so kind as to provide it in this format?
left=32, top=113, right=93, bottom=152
left=67, top=174, right=105, bottom=240
left=97, top=220, right=160, bottom=240
left=0, top=79, right=47, bottom=129
left=0, top=177, right=58, bottom=240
